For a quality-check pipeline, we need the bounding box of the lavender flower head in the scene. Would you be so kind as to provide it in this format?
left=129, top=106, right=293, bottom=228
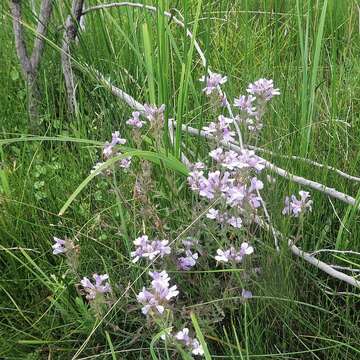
left=247, top=78, right=280, bottom=102
left=136, top=271, right=179, bottom=316
left=282, top=190, right=312, bottom=217
left=199, top=72, right=227, bottom=95
left=80, top=273, right=112, bottom=300
left=131, top=235, right=171, bottom=263
left=126, top=111, right=145, bottom=128
left=144, top=104, right=165, bottom=123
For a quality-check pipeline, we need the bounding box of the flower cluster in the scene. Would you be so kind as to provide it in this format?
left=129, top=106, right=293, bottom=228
left=199, top=72, right=229, bottom=107
left=200, top=72, right=227, bottom=96
left=215, top=242, right=254, bottom=263
left=136, top=271, right=179, bottom=315
left=131, top=235, right=171, bottom=263
left=80, top=273, right=112, bottom=300
left=233, top=78, right=280, bottom=133
left=282, top=190, right=312, bottom=217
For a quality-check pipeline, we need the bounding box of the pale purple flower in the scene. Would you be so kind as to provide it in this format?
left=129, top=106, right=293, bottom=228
left=239, top=242, right=254, bottom=256
left=238, top=149, right=265, bottom=172
left=241, top=289, right=253, bottom=299
left=80, top=273, right=112, bottom=300
left=131, top=235, right=171, bottom=263
left=137, top=271, right=179, bottom=316
left=190, top=162, right=206, bottom=171
left=187, top=170, right=207, bottom=192
left=226, top=184, right=246, bottom=207
left=144, top=104, right=165, bottom=123
left=202, top=115, right=235, bottom=143
left=178, top=250, right=198, bottom=270
left=199, top=171, right=232, bottom=199
left=282, top=190, right=312, bottom=217
left=175, top=328, right=204, bottom=356
left=206, top=208, right=242, bottom=228
left=126, top=111, right=144, bottom=128
left=247, top=78, right=280, bottom=102
left=52, top=237, right=66, bottom=255
left=215, top=243, right=254, bottom=264
left=234, top=95, right=256, bottom=114
left=119, top=156, right=132, bottom=169
left=199, top=72, right=227, bottom=95
left=227, top=216, right=242, bottom=228
left=103, top=131, right=126, bottom=159
left=52, top=237, right=75, bottom=255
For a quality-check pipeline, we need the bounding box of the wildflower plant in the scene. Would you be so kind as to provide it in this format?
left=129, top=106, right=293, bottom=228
left=54, top=69, right=316, bottom=358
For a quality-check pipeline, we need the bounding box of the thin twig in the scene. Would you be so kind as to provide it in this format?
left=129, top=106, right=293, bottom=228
left=247, top=144, right=360, bottom=183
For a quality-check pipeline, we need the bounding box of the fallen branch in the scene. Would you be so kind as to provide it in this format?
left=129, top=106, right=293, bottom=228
left=289, top=241, right=360, bottom=288
left=247, top=144, right=360, bottom=183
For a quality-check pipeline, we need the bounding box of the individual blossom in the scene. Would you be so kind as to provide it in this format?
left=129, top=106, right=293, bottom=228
left=215, top=242, right=254, bottom=263
left=234, top=95, right=256, bottom=115
left=136, top=271, right=179, bottom=316
left=241, top=288, right=253, bottom=300
left=202, top=115, right=235, bottom=143
left=131, top=235, right=171, bottom=263
left=206, top=208, right=242, bottom=228
left=119, top=156, right=132, bottom=169
left=177, top=250, right=199, bottom=271
left=247, top=78, right=280, bottom=102
left=126, top=111, right=145, bottom=128
left=103, top=131, right=126, bottom=159
left=199, top=170, right=233, bottom=199
left=187, top=169, right=207, bottom=192
left=199, top=72, right=227, bottom=95
left=52, top=236, right=75, bottom=255
left=282, top=190, right=312, bottom=217
left=174, top=328, right=204, bottom=356
left=80, top=273, right=112, bottom=300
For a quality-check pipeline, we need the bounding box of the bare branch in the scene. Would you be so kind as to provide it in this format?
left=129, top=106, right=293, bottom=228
left=10, top=0, right=32, bottom=76
left=31, top=0, right=53, bottom=71
left=61, top=0, right=85, bottom=115
left=289, top=241, right=360, bottom=288
left=247, top=144, right=360, bottom=183
left=10, top=0, right=53, bottom=121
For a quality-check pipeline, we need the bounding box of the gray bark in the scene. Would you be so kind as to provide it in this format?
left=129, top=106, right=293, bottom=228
left=10, top=0, right=53, bottom=122
left=61, top=0, right=85, bottom=115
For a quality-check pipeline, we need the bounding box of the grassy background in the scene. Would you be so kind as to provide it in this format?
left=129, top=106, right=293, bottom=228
left=1, top=0, right=360, bottom=358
